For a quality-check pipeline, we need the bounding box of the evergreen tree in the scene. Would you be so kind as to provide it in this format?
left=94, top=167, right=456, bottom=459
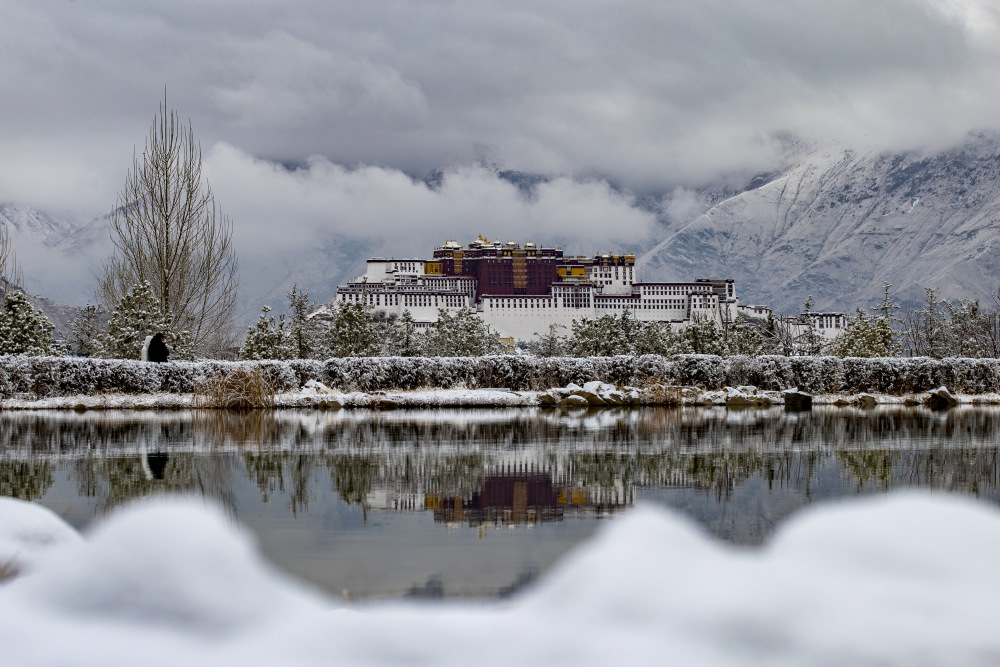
left=372, top=310, right=403, bottom=356
left=69, top=304, right=105, bottom=357
left=684, top=316, right=727, bottom=355
left=422, top=308, right=504, bottom=356
left=873, top=282, right=900, bottom=322
left=285, top=284, right=319, bottom=359
left=798, top=296, right=823, bottom=356
left=568, top=315, right=622, bottom=356
left=240, top=306, right=294, bottom=360
left=0, top=291, right=61, bottom=356
left=726, top=317, right=768, bottom=357
left=633, top=322, right=692, bottom=356
left=100, top=281, right=194, bottom=360
left=831, top=309, right=900, bottom=358
left=523, top=323, right=567, bottom=357
left=326, top=301, right=380, bottom=357
left=396, top=310, right=421, bottom=357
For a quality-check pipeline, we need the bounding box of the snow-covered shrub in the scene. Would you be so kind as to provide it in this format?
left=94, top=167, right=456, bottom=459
left=842, top=357, right=905, bottom=394
left=671, top=355, right=725, bottom=389
left=5, top=353, right=1000, bottom=398
left=948, top=358, right=1000, bottom=394
left=632, top=354, right=673, bottom=385
left=596, top=355, right=636, bottom=388
left=746, top=356, right=796, bottom=391
left=788, top=356, right=844, bottom=393
left=0, top=363, right=11, bottom=398
left=722, top=355, right=755, bottom=387
left=253, top=361, right=299, bottom=393
left=287, top=359, right=326, bottom=388
left=902, top=357, right=941, bottom=394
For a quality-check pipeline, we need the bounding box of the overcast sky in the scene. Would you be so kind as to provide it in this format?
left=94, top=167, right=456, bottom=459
left=2, top=0, right=1000, bottom=260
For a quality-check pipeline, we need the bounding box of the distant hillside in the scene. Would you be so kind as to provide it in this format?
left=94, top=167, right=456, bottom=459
left=638, top=134, right=1000, bottom=314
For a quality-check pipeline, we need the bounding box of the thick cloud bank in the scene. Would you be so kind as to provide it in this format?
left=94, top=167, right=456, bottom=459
left=2, top=0, right=1000, bottom=219
left=2, top=493, right=999, bottom=665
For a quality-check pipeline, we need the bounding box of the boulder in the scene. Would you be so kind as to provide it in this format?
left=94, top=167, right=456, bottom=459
left=857, top=393, right=878, bottom=408
left=698, top=390, right=727, bottom=406
left=926, top=386, right=958, bottom=410
left=783, top=389, right=813, bottom=411
left=557, top=394, right=590, bottom=408
left=603, top=391, right=626, bottom=406
left=572, top=389, right=607, bottom=406
left=537, top=391, right=559, bottom=406
left=724, top=389, right=758, bottom=407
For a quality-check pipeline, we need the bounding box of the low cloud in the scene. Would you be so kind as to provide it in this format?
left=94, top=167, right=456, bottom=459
left=205, top=144, right=658, bottom=262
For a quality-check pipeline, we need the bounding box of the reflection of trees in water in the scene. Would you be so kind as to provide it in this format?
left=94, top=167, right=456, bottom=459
left=330, top=454, right=376, bottom=507
left=2, top=408, right=999, bottom=512
left=4, top=406, right=1000, bottom=455
left=71, top=454, right=238, bottom=517
left=243, top=450, right=314, bottom=514
left=837, top=447, right=1000, bottom=496
left=0, top=460, right=53, bottom=501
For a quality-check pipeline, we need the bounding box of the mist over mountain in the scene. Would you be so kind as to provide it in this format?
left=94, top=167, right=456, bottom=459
left=638, top=133, right=1000, bottom=314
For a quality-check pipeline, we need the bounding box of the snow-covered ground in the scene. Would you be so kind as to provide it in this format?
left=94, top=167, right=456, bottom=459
left=2, top=386, right=999, bottom=411
left=1, top=492, right=998, bottom=665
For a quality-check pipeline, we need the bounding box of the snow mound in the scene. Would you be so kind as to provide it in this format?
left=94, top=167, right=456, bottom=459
left=0, top=497, right=82, bottom=577
left=1, top=494, right=998, bottom=665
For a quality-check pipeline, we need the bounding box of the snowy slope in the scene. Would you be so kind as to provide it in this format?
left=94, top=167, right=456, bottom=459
left=0, top=204, right=110, bottom=307
left=1, top=493, right=999, bottom=665
left=638, top=134, right=1000, bottom=313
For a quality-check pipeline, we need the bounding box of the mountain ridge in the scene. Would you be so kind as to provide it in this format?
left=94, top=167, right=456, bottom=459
left=638, top=134, right=1000, bottom=313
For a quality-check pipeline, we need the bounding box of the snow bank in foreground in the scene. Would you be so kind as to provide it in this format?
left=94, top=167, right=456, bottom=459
left=2, top=494, right=998, bottom=665
left=0, top=497, right=82, bottom=578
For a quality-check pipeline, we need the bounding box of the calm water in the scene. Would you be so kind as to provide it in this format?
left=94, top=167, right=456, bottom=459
left=2, top=406, right=999, bottom=599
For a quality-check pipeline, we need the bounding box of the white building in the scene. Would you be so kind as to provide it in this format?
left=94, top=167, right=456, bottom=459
left=335, top=238, right=848, bottom=344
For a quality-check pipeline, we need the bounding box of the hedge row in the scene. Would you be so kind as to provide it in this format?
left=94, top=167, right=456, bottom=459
left=2, top=354, right=1000, bottom=399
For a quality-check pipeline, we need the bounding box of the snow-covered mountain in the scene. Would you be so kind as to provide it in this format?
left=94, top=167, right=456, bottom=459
left=0, top=204, right=111, bottom=308
left=638, top=134, right=1000, bottom=314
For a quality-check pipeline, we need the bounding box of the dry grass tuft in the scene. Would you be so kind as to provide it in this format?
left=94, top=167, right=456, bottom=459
left=194, top=366, right=275, bottom=410
left=1, top=553, right=17, bottom=582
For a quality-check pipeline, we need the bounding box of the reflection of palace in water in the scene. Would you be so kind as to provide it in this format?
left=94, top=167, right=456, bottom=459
left=421, top=464, right=633, bottom=527
left=365, top=456, right=753, bottom=527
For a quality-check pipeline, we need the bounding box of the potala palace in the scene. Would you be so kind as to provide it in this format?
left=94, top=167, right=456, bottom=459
left=336, top=237, right=847, bottom=343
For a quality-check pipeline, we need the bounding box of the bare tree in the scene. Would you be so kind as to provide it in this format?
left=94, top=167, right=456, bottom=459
left=0, top=222, right=23, bottom=297
left=97, top=94, right=238, bottom=356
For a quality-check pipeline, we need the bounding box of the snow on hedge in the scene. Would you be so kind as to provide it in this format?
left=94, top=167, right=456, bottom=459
left=4, top=353, right=1000, bottom=399
left=1, top=492, right=998, bottom=665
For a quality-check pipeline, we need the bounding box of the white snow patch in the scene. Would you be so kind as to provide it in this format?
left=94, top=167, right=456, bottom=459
left=0, top=497, right=82, bottom=578
left=0, top=493, right=998, bottom=664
